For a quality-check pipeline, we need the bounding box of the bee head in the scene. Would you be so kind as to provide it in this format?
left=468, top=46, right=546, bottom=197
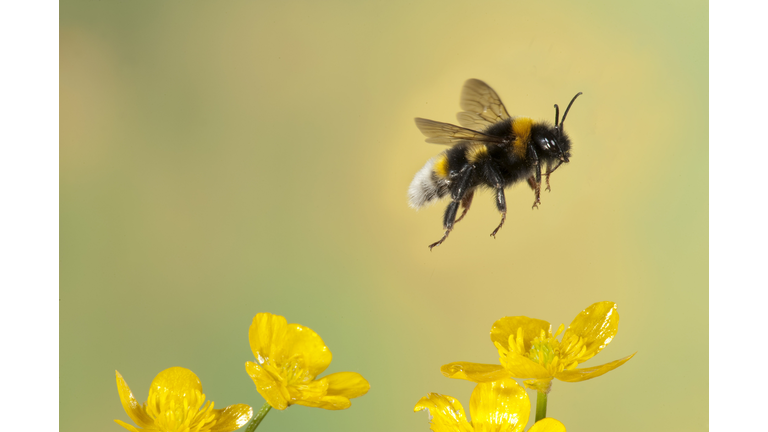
left=535, top=131, right=571, bottom=162
left=550, top=92, right=583, bottom=163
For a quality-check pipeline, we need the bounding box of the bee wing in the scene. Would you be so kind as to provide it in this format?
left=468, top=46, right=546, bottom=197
left=457, top=79, right=511, bottom=129
left=414, top=118, right=507, bottom=145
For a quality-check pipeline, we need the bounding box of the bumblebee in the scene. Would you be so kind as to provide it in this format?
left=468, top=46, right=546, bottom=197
left=408, top=79, right=582, bottom=250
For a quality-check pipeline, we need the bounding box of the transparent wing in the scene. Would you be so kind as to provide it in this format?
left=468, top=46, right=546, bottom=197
left=457, top=79, right=511, bottom=129
left=414, top=118, right=507, bottom=145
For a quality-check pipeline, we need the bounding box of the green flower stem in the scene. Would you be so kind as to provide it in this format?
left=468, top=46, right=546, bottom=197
left=244, top=401, right=272, bottom=432
left=535, top=390, right=548, bottom=422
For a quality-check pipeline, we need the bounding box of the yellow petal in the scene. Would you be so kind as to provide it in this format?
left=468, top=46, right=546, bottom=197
left=555, top=352, right=636, bottom=382
left=491, top=317, right=551, bottom=352
left=147, top=367, right=203, bottom=413
left=414, top=393, right=473, bottom=432
left=114, top=419, right=141, bottom=432
left=499, top=352, right=552, bottom=379
left=323, top=372, right=370, bottom=399
left=528, top=418, right=566, bottom=432
left=287, top=372, right=369, bottom=410
left=440, top=362, right=511, bottom=382
left=115, top=371, right=153, bottom=429
left=293, top=395, right=352, bottom=410
left=210, top=404, right=254, bottom=432
left=560, top=302, right=619, bottom=362
left=469, top=379, right=529, bottom=432
left=249, top=312, right=289, bottom=362
left=245, top=361, right=289, bottom=410
left=248, top=313, right=332, bottom=379
left=287, top=377, right=328, bottom=401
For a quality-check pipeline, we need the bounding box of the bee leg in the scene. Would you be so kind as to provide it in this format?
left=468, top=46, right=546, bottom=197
left=484, top=164, right=507, bottom=238
left=530, top=184, right=542, bottom=210
left=527, top=176, right=541, bottom=208
left=428, top=201, right=459, bottom=250
left=532, top=175, right=542, bottom=209
left=427, top=234, right=449, bottom=250
left=545, top=160, right=563, bottom=192
left=454, top=190, right=475, bottom=224
left=429, top=166, right=475, bottom=250
left=490, top=187, right=507, bottom=238
left=527, top=176, right=537, bottom=189
left=528, top=145, right=542, bottom=209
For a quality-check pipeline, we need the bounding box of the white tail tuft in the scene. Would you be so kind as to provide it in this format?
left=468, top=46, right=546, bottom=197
left=408, top=158, right=448, bottom=209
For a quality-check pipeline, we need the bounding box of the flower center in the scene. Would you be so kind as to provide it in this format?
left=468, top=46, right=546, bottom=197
left=146, top=388, right=217, bottom=432
left=527, top=336, right=558, bottom=365
left=260, top=356, right=313, bottom=387
left=523, top=324, right=578, bottom=376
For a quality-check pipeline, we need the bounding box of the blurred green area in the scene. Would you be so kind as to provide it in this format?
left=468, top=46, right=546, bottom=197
left=60, top=1, right=707, bottom=431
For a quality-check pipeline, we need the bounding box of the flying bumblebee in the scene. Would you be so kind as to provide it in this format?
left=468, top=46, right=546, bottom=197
left=408, top=79, right=582, bottom=250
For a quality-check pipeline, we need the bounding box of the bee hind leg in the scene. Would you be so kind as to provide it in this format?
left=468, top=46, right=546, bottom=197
left=429, top=166, right=475, bottom=250
left=428, top=230, right=451, bottom=251
left=429, top=200, right=460, bottom=250
left=430, top=190, right=474, bottom=249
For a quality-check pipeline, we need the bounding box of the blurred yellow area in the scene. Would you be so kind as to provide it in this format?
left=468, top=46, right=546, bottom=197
left=61, top=1, right=707, bottom=431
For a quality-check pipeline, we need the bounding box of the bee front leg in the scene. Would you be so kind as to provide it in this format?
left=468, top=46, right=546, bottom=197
left=545, top=160, right=563, bottom=192
left=429, top=166, right=475, bottom=250
left=528, top=145, right=542, bottom=209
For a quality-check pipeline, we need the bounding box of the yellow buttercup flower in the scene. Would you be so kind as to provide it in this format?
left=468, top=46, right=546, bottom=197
left=245, top=312, right=370, bottom=410
left=441, top=301, right=635, bottom=393
left=114, top=367, right=253, bottom=432
left=414, top=378, right=566, bottom=432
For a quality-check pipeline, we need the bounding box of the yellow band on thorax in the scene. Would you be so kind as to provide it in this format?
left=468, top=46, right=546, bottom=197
left=512, top=117, right=533, bottom=158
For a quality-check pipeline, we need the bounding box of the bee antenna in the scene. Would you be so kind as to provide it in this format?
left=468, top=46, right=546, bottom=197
left=559, top=92, right=583, bottom=127
left=554, top=104, right=560, bottom=128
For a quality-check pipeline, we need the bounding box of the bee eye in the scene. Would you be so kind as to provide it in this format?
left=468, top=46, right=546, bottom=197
left=539, top=138, right=552, bottom=150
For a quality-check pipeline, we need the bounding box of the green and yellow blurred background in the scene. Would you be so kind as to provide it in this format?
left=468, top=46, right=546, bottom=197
left=61, top=0, right=707, bottom=431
